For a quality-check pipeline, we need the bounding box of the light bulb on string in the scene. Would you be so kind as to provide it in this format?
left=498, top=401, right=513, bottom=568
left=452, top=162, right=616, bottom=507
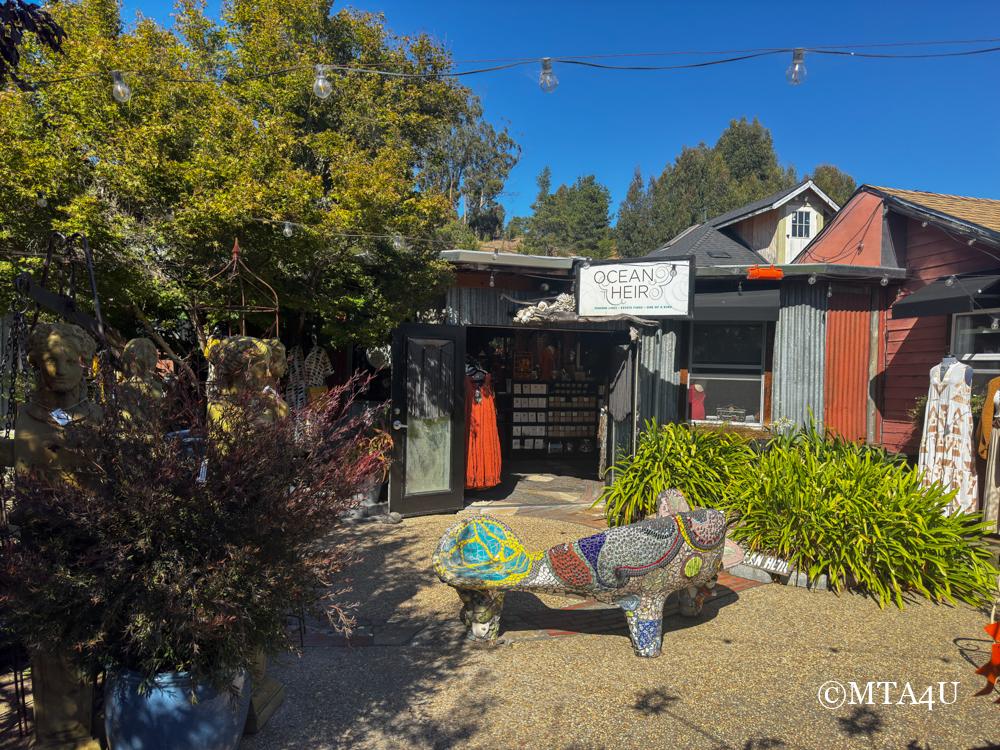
left=282, top=222, right=294, bottom=238
left=786, top=48, right=807, bottom=86
left=539, top=58, right=558, bottom=93
left=391, top=233, right=407, bottom=252
left=992, top=317, right=1000, bottom=331
left=36, top=193, right=47, bottom=208
left=313, top=65, right=333, bottom=100
left=807, top=273, right=817, bottom=285
left=111, top=70, right=132, bottom=103
left=880, top=274, right=889, bottom=287
left=826, top=283, right=833, bottom=299
left=945, top=275, right=957, bottom=287
left=489, top=271, right=495, bottom=288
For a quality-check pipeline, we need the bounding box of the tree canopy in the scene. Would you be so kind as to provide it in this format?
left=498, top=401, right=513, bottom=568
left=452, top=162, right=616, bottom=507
left=0, top=0, right=516, bottom=349
left=807, top=164, right=857, bottom=207
left=518, top=169, right=613, bottom=258
left=615, top=118, right=853, bottom=257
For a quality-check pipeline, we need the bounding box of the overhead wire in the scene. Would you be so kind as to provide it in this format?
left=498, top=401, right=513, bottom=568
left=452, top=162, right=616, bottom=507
left=22, top=38, right=1000, bottom=88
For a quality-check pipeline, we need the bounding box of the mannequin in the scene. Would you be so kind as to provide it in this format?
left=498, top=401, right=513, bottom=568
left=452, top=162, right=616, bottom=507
left=919, top=355, right=977, bottom=514
left=689, top=383, right=706, bottom=421
left=976, top=375, right=1000, bottom=532
left=1, top=322, right=102, bottom=750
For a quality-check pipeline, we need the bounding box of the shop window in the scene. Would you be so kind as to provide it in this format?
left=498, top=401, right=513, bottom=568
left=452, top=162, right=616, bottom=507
left=952, top=310, right=1000, bottom=394
left=689, top=322, right=765, bottom=425
left=791, top=210, right=811, bottom=238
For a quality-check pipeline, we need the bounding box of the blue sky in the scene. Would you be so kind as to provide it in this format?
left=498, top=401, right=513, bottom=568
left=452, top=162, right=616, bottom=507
left=122, top=1, right=1000, bottom=221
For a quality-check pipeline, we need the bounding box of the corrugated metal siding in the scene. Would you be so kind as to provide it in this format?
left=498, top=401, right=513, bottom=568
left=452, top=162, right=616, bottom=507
left=824, top=286, right=872, bottom=442
left=445, top=287, right=536, bottom=327
left=637, top=322, right=680, bottom=425
left=772, top=282, right=826, bottom=427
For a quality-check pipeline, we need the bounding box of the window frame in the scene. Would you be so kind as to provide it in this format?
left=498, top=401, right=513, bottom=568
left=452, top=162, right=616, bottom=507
left=688, top=321, right=767, bottom=426
left=951, top=308, right=1000, bottom=370
left=791, top=209, right=812, bottom=239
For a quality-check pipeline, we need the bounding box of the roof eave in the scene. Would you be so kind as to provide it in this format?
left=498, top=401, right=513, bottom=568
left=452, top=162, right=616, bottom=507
left=860, top=187, right=1000, bottom=249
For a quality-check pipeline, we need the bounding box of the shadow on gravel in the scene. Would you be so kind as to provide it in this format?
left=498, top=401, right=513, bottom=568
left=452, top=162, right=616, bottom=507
left=239, top=527, right=488, bottom=750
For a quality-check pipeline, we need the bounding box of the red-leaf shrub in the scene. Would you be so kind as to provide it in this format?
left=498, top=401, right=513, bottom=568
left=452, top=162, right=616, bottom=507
left=1, top=373, right=388, bottom=687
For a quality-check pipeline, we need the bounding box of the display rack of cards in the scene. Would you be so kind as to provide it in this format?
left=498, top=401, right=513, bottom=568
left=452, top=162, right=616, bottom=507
left=510, top=380, right=603, bottom=457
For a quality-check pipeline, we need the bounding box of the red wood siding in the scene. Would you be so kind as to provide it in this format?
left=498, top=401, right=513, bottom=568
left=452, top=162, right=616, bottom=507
left=797, top=191, right=884, bottom=267
left=881, top=220, right=995, bottom=454
left=824, top=286, right=872, bottom=441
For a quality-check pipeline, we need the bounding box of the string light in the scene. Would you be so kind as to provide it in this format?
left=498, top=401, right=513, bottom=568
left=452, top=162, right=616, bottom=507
left=312, top=65, right=333, bottom=99
left=880, top=274, right=889, bottom=287
left=282, top=221, right=294, bottom=238
left=489, top=271, right=496, bottom=288
left=35, top=193, right=47, bottom=208
left=945, top=275, right=957, bottom=287
left=827, top=283, right=833, bottom=299
left=807, top=273, right=817, bottom=285
left=786, top=48, right=807, bottom=85
left=539, top=58, right=558, bottom=93
left=111, top=70, right=131, bottom=103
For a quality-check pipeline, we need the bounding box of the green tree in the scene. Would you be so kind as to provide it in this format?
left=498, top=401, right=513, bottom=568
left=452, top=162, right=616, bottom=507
left=808, top=164, right=857, bottom=207
left=523, top=170, right=613, bottom=258
left=615, top=118, right=853, bottom=247
left=614, top=167, right=657, bottom=257
left=0, top=0, right=514, bottom=349
left=418, top=99, right=519, bottom=240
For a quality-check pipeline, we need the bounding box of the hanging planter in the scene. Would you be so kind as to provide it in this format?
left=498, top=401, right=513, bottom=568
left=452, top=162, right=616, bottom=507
left=105, top=670, right=252, bottom=750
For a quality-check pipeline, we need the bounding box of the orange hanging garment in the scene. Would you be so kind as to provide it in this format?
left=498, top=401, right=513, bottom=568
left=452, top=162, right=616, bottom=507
left=466, top=374, right=502, bottom=489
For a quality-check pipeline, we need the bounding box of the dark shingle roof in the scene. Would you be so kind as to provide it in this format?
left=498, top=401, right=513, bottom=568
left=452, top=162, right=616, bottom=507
left=707, top=180, right=813, bottom=228
left=647, top=224, right=767, bottom=267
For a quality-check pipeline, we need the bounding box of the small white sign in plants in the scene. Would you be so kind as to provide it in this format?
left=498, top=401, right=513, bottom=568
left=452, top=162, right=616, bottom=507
left=742, top=551, right=792, bottom=576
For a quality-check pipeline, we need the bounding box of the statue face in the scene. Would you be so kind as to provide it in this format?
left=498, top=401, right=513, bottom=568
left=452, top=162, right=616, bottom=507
left=246, top=355, right=271, bottom=390
left=36, top=336, right=85, bottom=395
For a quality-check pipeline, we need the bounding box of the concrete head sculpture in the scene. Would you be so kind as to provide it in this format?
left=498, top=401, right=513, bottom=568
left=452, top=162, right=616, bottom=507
left=206, top=335, right=289, bottom=426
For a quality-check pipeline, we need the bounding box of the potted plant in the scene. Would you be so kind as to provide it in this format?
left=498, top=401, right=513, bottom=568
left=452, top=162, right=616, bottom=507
left=1, top=373, right=388, bottom=749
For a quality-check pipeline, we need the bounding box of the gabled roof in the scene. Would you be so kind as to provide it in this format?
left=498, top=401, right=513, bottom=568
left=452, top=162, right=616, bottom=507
left=867, top=185, right=1000, bottom=237
left=709, top=179, right=840, bottom=229
left=647, top=223, right=767, bottom=267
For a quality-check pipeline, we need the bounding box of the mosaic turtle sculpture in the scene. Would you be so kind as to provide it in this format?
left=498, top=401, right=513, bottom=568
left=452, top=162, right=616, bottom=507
left=432, top=489, right=726, bottom=657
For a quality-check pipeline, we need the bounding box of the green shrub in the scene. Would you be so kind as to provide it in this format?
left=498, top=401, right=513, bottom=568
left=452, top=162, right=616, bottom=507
left=597, top=421, right=999, bottom=608
left=596, top=419, right=756, bottom=527
left=721, top=424, right=998, bottom=608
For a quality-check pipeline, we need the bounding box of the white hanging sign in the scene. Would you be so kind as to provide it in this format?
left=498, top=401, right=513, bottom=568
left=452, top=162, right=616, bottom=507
left=576, top=258, right=693, bottom=318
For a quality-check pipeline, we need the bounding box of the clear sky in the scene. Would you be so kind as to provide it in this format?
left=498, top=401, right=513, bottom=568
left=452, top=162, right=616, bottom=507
left=121, top=0, right=1000, bottom=221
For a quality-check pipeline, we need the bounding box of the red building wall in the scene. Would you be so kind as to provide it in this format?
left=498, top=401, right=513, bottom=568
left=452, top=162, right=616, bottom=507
left=798, top=191, right=885, bottom=267
left=801, top=189, right=997, bottom=454
left=881, top=219, right=993, bottom=454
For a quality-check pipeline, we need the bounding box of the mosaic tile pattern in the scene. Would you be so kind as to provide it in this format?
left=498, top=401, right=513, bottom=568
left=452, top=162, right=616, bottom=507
left=433, top=489, right=726, bottom=657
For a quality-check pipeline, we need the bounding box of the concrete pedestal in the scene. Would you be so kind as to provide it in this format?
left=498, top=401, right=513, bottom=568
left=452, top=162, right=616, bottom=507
left=31, top=651, right=101, bottom=750
left=242, top=652, right=285, bottom=735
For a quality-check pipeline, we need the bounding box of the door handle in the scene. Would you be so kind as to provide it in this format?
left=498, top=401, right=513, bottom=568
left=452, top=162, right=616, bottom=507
left=392, top=420, right=407, bottom=431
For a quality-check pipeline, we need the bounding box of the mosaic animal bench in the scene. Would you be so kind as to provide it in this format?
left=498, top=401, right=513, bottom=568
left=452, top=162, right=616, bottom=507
left=432, top=492, right=726, bottom=657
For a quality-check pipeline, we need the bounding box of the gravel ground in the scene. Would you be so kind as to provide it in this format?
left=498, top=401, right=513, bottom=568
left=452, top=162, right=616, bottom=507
left=241, top=513, right=1000, bottom=750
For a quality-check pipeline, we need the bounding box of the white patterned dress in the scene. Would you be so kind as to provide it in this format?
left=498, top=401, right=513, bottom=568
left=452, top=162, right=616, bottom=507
left=918, top=361, right=978, bottom=515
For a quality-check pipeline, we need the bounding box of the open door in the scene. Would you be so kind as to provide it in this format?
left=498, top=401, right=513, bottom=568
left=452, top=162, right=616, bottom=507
left=389, top=324, right=466, bottom=516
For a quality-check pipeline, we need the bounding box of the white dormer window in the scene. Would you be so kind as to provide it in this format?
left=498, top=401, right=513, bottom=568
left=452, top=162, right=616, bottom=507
left=791, top=210, right=811, bottom=238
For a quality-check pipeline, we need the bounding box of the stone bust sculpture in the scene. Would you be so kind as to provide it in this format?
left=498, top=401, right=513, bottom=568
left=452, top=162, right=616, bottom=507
left=117, top=337, right=164, bottom=422
left=206, top=335, right=289, bottom=427
left=11, top=321, right=103, bottom=474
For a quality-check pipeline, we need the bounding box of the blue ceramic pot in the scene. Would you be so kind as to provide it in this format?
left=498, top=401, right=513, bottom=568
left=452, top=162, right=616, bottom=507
left=104, top=669, right=252, bottom=750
